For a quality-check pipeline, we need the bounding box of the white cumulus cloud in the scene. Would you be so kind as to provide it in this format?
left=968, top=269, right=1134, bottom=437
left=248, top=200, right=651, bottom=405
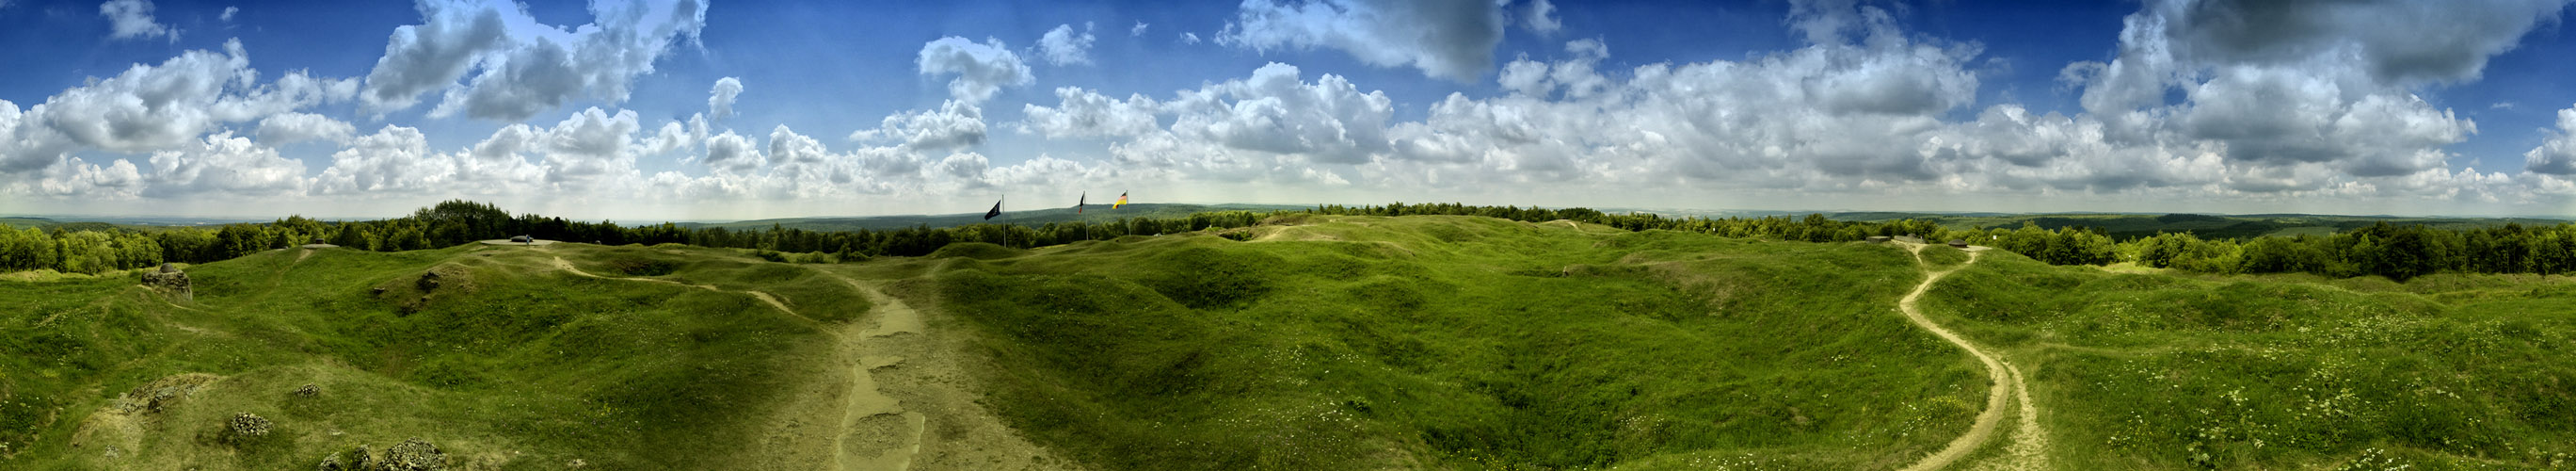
left=709, top=76, right=743, bottom=122
left=917, top=36, right=1033, bottom=104
left=2528, top=106, right=2576, bottom=175
left=1, top=39, right=353, bottom=176
left=142, top=132, right=308, bottom=198
left=1219, top=0, right=1507, bottom=82
left=254, top=112, right=357, bottom=145
left=1037, top=23, right=1096, bottom=66
left=359, top=0, right=708, bottom=121
left=1020, top=87, right=1162, bottom=138
left=851, top=100, right=987, bottom=151
left=99, top=0, right=175, bottom=41
left=1519, top=0, right=1560, bottom=34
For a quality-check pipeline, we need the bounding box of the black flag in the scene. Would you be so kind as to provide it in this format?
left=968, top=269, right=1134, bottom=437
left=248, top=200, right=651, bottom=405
left=1078, top=191, right=1086, bottom=214
left=984, top=198, right=1002, bottom=220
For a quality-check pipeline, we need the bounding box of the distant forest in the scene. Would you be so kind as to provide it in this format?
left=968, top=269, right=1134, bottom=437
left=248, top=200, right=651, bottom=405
left=3, top=200, right=2569, bottom=282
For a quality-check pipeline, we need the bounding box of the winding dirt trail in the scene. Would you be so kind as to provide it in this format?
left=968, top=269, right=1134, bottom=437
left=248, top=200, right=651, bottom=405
left=1894, top=244, right=2049, bottom=471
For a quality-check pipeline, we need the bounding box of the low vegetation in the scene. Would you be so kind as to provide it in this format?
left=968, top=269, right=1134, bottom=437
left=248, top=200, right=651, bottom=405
left=6, top=201, right=2571, bottom=283
left=1919, top=251, right=2576, bottom=469
left=4, top=203, right=2571, bottom=469
left=0, top=243, right=846, bottom=468
left=921, top=216, right=1986, bottom=469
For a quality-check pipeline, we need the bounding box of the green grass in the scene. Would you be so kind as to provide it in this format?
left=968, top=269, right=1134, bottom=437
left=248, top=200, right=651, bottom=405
left=922, top=216, right=1986, bottom=469
left=1919, top=251, right=2576, bottom=469
left=11, top=212, right=2575, bottom=470
left=1917, top=245, right=1970, bottom=271
left=0, top=243, right=843, bottom=469
left=686, top=203, right=1309, bottom=232
left=553, top=243, right=871, bottom=323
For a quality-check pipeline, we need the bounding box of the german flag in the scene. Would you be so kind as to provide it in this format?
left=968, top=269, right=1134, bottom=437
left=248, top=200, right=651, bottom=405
left=1113, top=191, right=1128, bottom=209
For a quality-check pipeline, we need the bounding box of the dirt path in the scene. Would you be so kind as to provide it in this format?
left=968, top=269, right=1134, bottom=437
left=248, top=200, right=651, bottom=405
left=1894, top=244, right=2048, bottom=471
left=552, top=253, right=1069, bottom=469
left=827, top=278, right=929, bottom=471
left=806, top=270, right=1080, bottom=471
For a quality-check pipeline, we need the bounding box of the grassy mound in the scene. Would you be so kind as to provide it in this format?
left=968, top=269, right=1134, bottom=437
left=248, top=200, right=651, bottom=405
left=1921, top=251, right=2576, bottom=468
left=13, top=211, right=2570, bottom=470
left=0, top=244, right=844, bottom=469
left=927, top=242, right=1029, bottom=260
left=926, top=215, right=1987, bottom=469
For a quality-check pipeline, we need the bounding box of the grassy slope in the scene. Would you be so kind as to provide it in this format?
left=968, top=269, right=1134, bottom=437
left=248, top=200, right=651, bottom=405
left=686, top=203, right=1308, bottom=232
left=12, top=212, right=2575, bottom=470
left=1920, top=252, right=2576, bottom=469
left=0, top=243, right=861, bottom=469
left=919, top=215, right=1987, bottom=470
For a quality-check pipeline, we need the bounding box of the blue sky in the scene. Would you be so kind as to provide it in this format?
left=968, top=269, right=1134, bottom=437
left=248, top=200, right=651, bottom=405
left=3, top=0, right=2574, bottom=220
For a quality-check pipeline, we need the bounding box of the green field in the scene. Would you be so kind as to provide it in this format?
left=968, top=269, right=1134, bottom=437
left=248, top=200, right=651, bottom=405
left=4, top=213, right=2571, bottom=469
left=1918, top=254, right=2576, bottom=469
left=682, top=203, right=1310, bottom=232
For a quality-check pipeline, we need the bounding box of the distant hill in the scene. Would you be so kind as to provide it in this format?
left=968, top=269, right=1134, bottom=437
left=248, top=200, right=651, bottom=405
left=0, top=215, right=262, bottom=232
left=0, top=217, right=57, bottom=230
left=680, top=203, right=1311, bottom=232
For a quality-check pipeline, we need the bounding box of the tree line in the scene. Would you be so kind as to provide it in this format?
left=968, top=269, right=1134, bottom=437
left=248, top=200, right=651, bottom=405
left=1300, top=203, right=2573, bottom=281
left=2, top=200, right=2568, bottom=282
left=2108, top=222, right=2576, bottom=281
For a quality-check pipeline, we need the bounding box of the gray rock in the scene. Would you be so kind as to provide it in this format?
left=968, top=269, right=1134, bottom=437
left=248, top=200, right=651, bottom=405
left=379, top=437, right=445, bottom=471
left=140, top=267, right=192, bottom=301
left=227, top=413, right=272, bottom=443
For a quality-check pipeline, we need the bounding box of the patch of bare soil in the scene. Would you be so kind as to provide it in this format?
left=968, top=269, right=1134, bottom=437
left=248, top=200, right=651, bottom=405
left=819, top=272, right=1080, bottom=471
